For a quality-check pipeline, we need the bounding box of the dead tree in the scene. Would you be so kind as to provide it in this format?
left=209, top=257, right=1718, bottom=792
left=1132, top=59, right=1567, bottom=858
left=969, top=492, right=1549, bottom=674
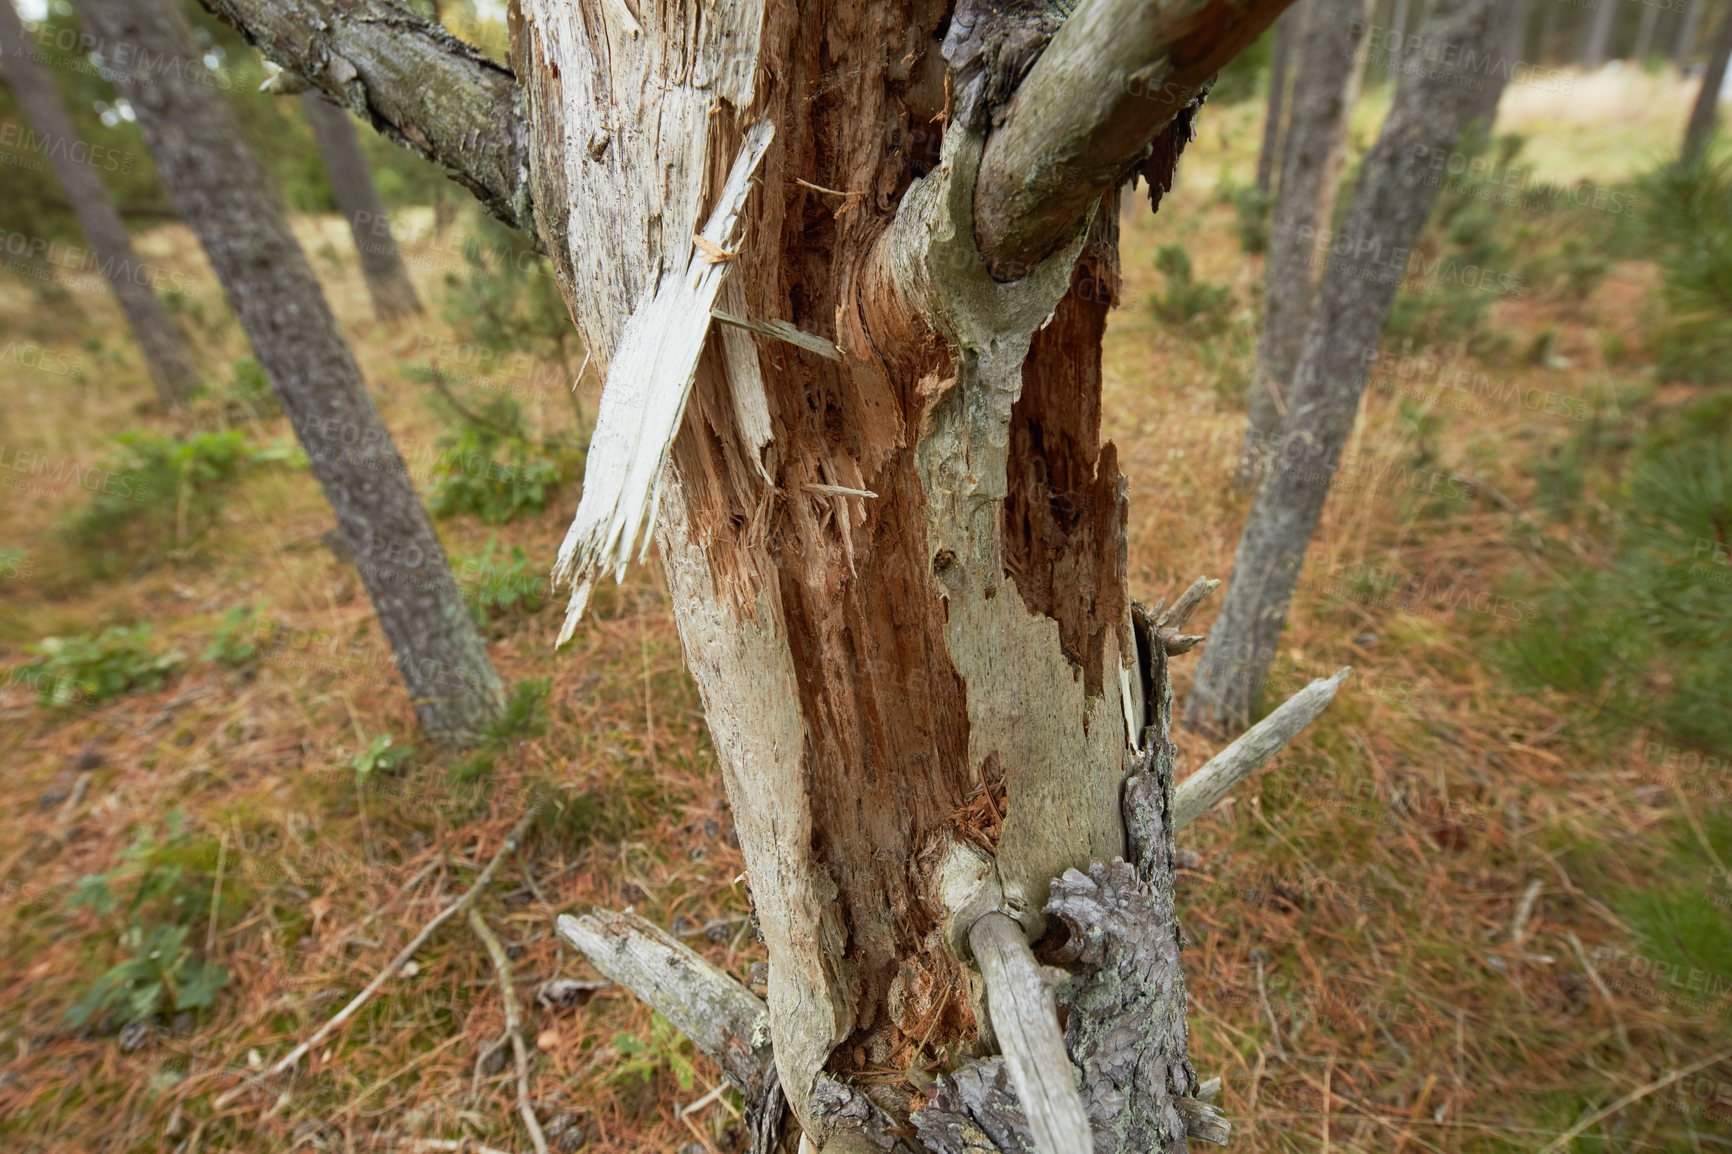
left=76, top=0, right=504, bottom=746
left=0, top=0, right=201, bottom=406
left=301, top=91, right=423, bottom=321
left=1188, top=0, right=1498, bottom=736
left=1237, top=0, right=1372, bottom=487
left=187, top=0, right=1364, bottom=1149
left=1683, top=7, right=1732, bottom=165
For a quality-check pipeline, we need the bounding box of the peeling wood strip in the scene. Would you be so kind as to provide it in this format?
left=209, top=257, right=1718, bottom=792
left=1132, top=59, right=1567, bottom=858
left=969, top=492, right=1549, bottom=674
left=1171, top=667, right=1351, bottom=833
left=967, top=912, right=1093, bottom=1154
left=715, top=282, right=775, bottom=483
left=711, top=309, right=843, bottom=361
left=802, top=484, right=878, bottom=499
left=552, top=118, right=775, bottom=640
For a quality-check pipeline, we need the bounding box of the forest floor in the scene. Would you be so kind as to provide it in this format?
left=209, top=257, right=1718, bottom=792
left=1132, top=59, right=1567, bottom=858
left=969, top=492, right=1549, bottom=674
left=1, top=67, right=1728, bottom=1153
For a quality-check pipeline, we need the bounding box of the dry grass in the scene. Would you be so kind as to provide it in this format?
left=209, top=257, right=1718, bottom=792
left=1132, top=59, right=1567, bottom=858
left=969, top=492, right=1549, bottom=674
left=0, top=71, right=1728, bottom=1154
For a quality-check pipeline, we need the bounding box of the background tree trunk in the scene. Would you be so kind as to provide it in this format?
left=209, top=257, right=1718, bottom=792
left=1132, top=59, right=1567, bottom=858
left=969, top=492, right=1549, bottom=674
left=1237, top=0, right=1373, bottom=487
left=1256, top=6, right=1297, bottom=194
left=1188, top=0, right=1497, bottom=735
left=1683, top=7, right=1732, bottom=164
left=1676, top=0, right=1706, bottom=67
left=1468, top=0, right=1532, bottom=134
left=300, top=91, right=422, bottom=322
left=0, top=0, right=201, bottom=407
left=1635, top=0, right=1662, bottom=63
left=77, top=0, right=505, bottom=746
left=1581, top=0, right=1619, bottom=69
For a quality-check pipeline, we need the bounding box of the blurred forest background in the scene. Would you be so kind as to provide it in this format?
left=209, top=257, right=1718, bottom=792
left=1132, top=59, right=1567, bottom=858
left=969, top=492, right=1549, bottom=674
left=1, top=0, right=1730, bottom=1151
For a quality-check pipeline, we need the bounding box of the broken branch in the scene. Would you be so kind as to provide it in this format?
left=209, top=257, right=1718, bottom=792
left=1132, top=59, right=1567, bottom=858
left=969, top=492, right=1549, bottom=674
left=1171, top=667, right=1351, bottom=833
left=967, top=912, right=1092, bottom=1154
left=974, top=0, right=1294, bottom=277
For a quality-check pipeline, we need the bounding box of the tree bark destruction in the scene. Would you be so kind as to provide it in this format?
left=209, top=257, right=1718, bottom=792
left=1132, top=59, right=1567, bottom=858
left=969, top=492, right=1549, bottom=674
left=78, top=0, right=506, bottom=746
left=192, top=0, right=1355, bottom=1149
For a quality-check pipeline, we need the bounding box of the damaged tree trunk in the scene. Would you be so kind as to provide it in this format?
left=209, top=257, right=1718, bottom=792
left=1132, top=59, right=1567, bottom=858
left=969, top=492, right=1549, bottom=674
left=80, top=0, right=505, bottom=746
left=300, top=92, right=423, bottom=322
left=197, top=0, right=1323, bottom=1148
left=1188, top=0, right=1497, bottom=735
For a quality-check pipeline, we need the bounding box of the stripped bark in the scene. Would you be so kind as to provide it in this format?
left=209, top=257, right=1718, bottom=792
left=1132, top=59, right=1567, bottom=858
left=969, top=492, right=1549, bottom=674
left=1237, top=0, right=1373, bottom=488
left=0, top=0, right=201, bottom=406
left=1683, top=7, right=1732, bottom=165
left=301, top=92, right=422, bottom=321
left=77, top=0, right=505, bottom=745
left=1189, top=0, right=1498, bottom=735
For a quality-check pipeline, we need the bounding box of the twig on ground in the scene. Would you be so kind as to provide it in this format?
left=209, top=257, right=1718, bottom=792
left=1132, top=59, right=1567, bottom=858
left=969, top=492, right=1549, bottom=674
left=1565, top=931, right=1633, bottom=1056
left=214, top=807, right=539, bottom=1108
left=469, top=907, right=550, bottom=1154
left=1537, top=1047, right=1732, bottom=1154
left=1509, top=879, right=1543, bottom=947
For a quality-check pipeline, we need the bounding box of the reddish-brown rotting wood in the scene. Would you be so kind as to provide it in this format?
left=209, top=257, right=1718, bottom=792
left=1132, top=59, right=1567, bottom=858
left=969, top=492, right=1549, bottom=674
left=1004, top=205, right=1129, bottom=698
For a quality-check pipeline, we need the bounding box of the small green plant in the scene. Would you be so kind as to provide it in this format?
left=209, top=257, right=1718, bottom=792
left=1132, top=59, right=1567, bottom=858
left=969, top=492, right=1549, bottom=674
left=66, top=429, right=256, bottom=574
left=351, top=734, right=414, bottom=786
left=64, top=814, right=232, bottom=1028
left=1635, top=153, right=1732, bottom=383
left=221, top=356, right=281, bottom=417
left=458, top=536, right=549, bottom=626
left=452, top=678, right=551, bottom=785
left=200, top=604, right=270, bottom=667
left=1151, top=244, right=1232, bottom=335
left=611, top=1013, right=699, bottom=1092
left=17, top=625, right=185, bottom=706
left=425, top=390, right=579, bottom=526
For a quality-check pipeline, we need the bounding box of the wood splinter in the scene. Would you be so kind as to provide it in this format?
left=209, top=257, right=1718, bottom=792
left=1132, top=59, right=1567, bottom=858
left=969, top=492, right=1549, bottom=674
left=711, top=308, right=843, bottom=361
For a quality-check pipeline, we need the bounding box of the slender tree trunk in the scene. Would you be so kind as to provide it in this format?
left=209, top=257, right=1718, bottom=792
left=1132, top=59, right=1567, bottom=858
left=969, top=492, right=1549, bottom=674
left=1676, top=0, right=1706, bottom=67
left=1636, top=0, right=1662, bottom=62
left=1539, top=0, right=1559, bottom=64
left=0, top=0, right=201, bottom=406
left=1683, top=6, right=1732, bottom=163
left=1469, top=0, right=1532, bottom=133
left=1237, top=0, right=1374, bottom=487
left=1582, top=0, right=1620, bottom=69
left=1188, top=0, right=1498, bottom=735
left=1256, top=6, right=1297, bottom=194
left=300, top=91, right=422, bottom=322
left=77, top=0, right=504, bottom=745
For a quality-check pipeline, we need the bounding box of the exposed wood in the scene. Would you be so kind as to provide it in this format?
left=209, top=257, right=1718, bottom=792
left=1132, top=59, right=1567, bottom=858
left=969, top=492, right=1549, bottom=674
left=194, top=0, right=535, bottom=241
left=968, top=912, right=1092, bottom=1154
left=0, top=0, right=201, bottom=406
left=711, top=309, right=843, bottom=361
left=552, top=119, right=774, bottom=637
left=973, top=0, right=1295, bottom=278
left=1171, top=667, right=1351, bottom=831
left=555, top=909, right=774, bottom=1096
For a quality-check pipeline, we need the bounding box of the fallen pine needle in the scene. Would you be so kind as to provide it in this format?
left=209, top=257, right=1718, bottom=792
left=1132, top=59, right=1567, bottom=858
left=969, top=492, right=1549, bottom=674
left=214, top=808, right=540, bottom=1109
